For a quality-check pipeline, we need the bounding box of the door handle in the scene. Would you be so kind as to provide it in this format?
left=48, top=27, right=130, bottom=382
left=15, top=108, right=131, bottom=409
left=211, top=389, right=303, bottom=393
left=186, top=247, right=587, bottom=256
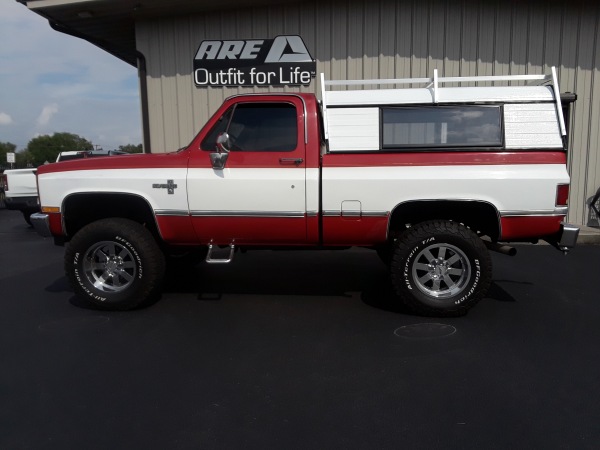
left=279, top=158, right=304, bottom=166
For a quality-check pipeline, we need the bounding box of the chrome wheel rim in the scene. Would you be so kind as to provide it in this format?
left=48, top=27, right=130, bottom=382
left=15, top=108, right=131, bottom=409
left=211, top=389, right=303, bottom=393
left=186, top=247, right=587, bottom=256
left=83, top=241, right=137, bottom=293
left=412, top=243, right=471, bottom=298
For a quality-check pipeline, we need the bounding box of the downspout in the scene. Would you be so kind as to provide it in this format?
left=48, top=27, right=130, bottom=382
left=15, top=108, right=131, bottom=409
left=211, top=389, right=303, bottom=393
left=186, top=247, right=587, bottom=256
left=136, top=51, right=152, bottom=153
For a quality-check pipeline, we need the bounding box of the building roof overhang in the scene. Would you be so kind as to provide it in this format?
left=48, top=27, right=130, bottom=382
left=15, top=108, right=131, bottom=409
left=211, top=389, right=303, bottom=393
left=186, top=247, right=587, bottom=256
left=19, top=0, right=300, bottom=66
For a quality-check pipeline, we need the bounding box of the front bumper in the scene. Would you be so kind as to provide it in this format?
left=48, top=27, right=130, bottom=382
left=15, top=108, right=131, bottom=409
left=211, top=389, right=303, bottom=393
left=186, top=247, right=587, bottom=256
left=30, top=213, right=52, bottom=237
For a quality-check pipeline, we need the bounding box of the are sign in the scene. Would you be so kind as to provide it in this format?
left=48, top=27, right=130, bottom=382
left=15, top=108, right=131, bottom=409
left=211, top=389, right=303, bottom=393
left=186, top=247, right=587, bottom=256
left=193, top=35, right=316, bottom=87
left=6, top=152, right=15, bottom=163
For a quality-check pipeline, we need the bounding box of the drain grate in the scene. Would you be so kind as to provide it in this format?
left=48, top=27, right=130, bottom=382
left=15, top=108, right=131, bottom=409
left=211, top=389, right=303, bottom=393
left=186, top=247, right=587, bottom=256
left=394, top=323, right=456, bottom=339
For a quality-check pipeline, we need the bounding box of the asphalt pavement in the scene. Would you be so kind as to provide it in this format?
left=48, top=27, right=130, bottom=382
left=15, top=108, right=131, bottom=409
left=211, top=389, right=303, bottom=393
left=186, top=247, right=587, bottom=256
left=1, top=207, right=599, bottom=450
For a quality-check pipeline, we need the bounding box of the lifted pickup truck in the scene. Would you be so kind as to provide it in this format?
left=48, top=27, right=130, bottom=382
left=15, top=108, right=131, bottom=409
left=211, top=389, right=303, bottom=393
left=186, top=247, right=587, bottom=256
left=32, top=68, right=579, bottom=316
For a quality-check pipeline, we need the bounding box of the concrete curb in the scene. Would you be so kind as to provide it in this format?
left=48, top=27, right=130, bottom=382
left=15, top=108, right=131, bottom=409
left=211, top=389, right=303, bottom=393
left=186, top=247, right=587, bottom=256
left=577, top=226, right=600, bottom=245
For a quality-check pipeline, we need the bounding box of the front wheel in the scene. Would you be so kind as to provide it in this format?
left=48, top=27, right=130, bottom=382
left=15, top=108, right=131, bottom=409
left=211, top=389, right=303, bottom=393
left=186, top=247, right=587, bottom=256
left=65, top=218, right=166, bottom=310
left=390, top=220, right=492, bottom=317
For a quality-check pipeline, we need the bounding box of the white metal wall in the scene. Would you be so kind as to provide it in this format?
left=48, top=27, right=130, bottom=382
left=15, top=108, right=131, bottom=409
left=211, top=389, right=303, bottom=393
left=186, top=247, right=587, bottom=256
left=135, top=0, right=600, bottom=227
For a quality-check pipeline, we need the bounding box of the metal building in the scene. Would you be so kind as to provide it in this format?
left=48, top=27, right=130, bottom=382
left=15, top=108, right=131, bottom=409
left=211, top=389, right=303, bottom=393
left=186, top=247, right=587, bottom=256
left=20, top=0, right=600, bottom=227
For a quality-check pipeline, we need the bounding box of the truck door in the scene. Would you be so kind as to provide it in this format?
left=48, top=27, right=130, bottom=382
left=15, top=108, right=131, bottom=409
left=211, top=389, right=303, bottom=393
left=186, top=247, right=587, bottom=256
left=187, top=96, right=308, bottom=245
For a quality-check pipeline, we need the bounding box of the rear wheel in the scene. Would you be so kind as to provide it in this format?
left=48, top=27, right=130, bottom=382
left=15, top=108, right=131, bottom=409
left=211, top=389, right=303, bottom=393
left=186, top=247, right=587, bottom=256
left=65, top=218, right=165, bottom=310
left=390, top=220, right=492, bottom=316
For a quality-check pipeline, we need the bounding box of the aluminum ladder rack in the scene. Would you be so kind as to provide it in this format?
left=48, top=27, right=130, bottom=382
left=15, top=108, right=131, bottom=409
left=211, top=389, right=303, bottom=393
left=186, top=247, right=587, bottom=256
left=320, top=67, right=566, bottom=140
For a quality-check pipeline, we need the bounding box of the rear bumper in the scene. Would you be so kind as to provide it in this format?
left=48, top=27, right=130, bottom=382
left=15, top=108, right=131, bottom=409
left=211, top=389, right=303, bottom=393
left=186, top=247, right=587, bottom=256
left=30, top=213, right=52, bottom=237
left=557, top=222, right=580, bottom=250
left=4, top=195, right=39, bottom=212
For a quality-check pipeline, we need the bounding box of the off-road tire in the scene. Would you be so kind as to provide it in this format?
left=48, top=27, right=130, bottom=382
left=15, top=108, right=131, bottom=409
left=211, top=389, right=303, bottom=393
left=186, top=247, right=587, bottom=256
left=390, top=220, right=492, bottom=317
left=65, top=218, right=166, bottom=310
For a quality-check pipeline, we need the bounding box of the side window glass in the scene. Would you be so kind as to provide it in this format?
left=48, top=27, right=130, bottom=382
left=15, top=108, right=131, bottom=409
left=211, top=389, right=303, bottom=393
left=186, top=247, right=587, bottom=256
left=203, top=103, right=298, bottom=152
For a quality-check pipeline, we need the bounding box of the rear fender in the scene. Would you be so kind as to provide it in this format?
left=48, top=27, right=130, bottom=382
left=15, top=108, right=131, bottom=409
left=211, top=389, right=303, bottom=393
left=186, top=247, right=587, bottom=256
left=388, top=200, right=501, bottom=241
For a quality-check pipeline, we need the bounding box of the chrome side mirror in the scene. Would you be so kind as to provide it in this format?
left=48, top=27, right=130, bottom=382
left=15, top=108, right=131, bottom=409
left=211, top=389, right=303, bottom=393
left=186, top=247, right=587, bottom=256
left=210, top=132, right=230, bottom=170
left=216, top=132, right=231, bottom=153
left=210, top=152, right=229, bottom=170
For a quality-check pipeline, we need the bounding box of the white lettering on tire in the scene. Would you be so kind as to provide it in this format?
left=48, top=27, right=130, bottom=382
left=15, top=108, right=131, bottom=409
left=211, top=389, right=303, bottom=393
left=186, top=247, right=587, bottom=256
left=455, top=259, right=480, bottom=305
left=115, top=236, right=143, bottom=279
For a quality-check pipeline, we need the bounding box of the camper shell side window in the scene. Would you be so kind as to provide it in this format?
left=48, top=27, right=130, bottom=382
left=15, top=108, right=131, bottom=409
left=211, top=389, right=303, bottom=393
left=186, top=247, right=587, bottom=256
left=381, top=105, right=503, bottom=150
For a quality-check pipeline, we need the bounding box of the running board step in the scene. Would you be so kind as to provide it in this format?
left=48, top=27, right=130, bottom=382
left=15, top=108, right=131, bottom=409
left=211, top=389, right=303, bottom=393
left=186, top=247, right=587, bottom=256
left=205, top=241, right=235, bottom=264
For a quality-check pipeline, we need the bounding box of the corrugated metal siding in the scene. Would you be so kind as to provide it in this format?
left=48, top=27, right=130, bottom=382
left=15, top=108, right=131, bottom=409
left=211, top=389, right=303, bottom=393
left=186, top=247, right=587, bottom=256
left=136, top=0, right=600, bottom=227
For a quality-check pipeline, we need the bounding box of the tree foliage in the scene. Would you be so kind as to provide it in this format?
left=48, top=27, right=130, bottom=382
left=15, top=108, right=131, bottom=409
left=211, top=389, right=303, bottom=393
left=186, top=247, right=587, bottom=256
left=118, top=144, right=143, bottom=153
left=25, top=132, right=93, bottom=166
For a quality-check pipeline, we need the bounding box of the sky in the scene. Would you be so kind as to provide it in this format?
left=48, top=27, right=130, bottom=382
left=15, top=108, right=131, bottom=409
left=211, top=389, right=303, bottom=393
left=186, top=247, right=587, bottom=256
left=0, top=0, right=141, bottom=151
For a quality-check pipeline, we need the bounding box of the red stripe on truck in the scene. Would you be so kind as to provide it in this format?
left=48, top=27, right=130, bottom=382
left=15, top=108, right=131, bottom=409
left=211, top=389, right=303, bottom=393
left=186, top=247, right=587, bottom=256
left=322, top=151, right=567, bottom=168
left=322, top=216, right=389, bottom=245
left=500, top=215, right=564, bottom=241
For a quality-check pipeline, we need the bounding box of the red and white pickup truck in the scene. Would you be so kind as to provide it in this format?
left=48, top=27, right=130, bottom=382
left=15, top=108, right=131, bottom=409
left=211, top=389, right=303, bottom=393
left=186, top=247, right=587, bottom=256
left=32, top=69, right=579, bottom=316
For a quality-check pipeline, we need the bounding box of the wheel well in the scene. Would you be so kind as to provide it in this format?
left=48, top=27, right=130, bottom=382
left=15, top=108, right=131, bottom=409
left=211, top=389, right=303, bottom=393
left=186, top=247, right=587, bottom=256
left=62, top=193, right=160, bottom=240
left=389, top=200, right=501, bottom=241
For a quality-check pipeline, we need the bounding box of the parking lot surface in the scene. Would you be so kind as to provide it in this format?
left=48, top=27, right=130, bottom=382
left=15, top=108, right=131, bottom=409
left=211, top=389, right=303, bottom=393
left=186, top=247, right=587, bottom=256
left=1, top=207, right=599, bottom=449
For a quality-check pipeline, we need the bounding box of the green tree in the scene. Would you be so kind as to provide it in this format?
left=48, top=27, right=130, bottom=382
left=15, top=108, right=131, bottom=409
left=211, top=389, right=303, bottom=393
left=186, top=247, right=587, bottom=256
left=118, top=144, right=143, bottom=153
left=16, top=150, right=35, bottom=168
left=26, top=132, right=93, bottom=166
left=0, top=141, right=17, bottom=169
